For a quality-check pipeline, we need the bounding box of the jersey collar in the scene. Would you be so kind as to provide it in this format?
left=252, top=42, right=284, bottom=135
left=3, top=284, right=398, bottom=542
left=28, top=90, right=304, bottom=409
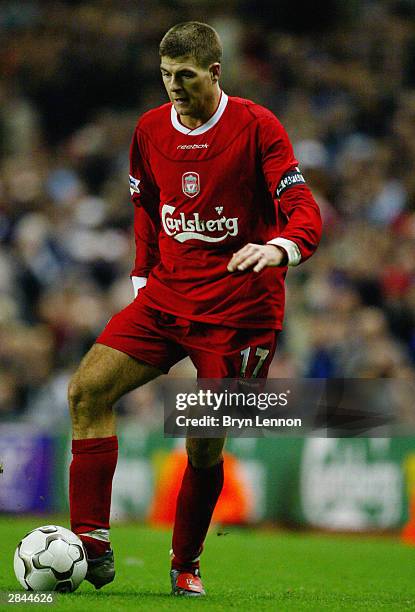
left=170, top=92, right=228, bottom=136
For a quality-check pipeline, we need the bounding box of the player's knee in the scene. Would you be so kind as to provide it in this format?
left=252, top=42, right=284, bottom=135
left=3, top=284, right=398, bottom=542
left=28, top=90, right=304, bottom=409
left=68, top=375, right=85, bottom=414
left=67, top=373, right=101, bottom=419
left=186, top=438, right=224, bottom=468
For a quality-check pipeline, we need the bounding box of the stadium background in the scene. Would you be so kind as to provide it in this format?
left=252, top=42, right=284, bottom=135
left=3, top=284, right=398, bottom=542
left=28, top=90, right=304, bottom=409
left=1, top=0, right=415, bottom=533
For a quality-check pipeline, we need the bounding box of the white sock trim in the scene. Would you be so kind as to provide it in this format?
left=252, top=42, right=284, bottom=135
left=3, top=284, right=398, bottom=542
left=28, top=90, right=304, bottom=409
left=80, top=528, right=110, bottom=542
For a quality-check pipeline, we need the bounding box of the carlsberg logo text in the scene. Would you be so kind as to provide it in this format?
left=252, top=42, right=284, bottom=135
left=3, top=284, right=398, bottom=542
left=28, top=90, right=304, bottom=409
left=161, top=204, right=239, bottom=243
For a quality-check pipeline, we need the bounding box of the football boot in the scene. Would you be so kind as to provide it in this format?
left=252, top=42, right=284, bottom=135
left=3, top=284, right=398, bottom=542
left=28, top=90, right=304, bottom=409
left=170, top=568, right=206, bottom=596
left=85, top=549, right=115, bottom=589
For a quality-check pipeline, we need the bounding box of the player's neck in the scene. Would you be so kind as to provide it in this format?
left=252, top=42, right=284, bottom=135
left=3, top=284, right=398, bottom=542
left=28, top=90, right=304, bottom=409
left=180, top=87, right=222, bottom=130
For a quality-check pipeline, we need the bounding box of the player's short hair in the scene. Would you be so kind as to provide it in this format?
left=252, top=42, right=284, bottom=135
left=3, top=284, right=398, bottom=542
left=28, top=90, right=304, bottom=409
left=159, top=22, right=222, bottom=68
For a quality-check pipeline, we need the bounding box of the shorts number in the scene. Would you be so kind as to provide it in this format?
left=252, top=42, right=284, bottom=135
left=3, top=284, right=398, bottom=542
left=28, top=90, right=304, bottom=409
left=240, top=346, right=270, bottom=378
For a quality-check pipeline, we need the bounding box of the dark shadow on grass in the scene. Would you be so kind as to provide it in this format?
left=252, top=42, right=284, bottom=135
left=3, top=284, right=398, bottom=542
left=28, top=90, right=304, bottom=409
left=71, top=591, right=172, bottom=599
left=66, top=589, right=284, bottom=602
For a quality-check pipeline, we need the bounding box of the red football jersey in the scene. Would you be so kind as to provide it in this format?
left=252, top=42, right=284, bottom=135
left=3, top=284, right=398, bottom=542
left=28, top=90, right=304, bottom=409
left=129, top=93, right=322, bottom=329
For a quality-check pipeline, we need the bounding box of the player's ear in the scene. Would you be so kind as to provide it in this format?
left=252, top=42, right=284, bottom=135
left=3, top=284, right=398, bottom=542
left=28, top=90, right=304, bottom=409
left=210, top=63, right=221, bottom=83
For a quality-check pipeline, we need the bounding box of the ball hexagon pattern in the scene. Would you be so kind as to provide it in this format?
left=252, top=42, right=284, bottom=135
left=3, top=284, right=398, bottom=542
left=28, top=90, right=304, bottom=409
left=14, top=525, right=87, bottom=592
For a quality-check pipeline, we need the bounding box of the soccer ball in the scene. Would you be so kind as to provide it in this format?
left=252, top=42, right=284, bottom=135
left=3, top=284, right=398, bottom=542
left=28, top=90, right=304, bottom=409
left=14, top=525, right=87, bottom=592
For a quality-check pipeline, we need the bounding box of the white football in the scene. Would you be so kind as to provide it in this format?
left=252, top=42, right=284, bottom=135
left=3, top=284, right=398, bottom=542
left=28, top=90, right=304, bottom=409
left=14, top=525, right=87, bottom=592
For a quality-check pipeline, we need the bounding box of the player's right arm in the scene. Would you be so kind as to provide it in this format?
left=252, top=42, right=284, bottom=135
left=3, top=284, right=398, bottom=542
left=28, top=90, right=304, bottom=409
left=129, top=126, right=161, bottom=297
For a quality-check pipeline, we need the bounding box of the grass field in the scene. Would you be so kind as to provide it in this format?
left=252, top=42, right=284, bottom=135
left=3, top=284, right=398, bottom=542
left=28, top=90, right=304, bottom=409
left=1, top=517, right=415, bottom=611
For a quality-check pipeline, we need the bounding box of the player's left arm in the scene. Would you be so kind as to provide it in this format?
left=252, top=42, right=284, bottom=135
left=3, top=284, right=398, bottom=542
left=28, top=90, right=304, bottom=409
left=228, top=115, right=322, bottom=273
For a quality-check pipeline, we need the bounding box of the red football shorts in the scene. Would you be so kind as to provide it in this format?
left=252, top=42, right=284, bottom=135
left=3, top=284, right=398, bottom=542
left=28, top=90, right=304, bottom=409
left=96, top=297, right=278, bottom=378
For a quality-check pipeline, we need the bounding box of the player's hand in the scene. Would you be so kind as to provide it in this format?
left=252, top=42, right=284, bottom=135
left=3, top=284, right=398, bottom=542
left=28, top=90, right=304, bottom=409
left=227, top=243, right=287, bottom=273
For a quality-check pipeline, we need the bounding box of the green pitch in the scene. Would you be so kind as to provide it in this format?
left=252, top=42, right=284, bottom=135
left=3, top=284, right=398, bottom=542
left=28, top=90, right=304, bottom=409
left=1, top=517, right=415, bottom=611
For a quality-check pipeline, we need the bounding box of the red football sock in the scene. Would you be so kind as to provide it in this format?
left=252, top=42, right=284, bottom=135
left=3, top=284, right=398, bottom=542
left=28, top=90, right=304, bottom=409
left=172, top=460, right=224, bottom=572
left=70, top=436, right=118, bottom=558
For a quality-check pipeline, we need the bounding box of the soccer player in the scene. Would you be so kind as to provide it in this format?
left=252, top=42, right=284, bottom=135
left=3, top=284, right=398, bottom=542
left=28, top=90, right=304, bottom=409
left=68, top=22, right=322, bottom=596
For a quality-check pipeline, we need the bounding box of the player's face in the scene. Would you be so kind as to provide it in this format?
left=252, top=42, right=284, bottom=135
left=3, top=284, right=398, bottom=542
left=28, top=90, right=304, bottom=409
left=160, top=55, right=220, bottom=124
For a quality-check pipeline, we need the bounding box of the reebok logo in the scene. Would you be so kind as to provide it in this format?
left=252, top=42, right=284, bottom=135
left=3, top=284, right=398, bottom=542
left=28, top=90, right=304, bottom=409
left=177, top=143, right=209, bottom=149
left=161, top=204, right=239, bottom=243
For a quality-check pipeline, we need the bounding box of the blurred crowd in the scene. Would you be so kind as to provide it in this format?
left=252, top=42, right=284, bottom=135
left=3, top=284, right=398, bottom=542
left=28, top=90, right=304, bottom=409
left=0, top=0, right=414, bottom=424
